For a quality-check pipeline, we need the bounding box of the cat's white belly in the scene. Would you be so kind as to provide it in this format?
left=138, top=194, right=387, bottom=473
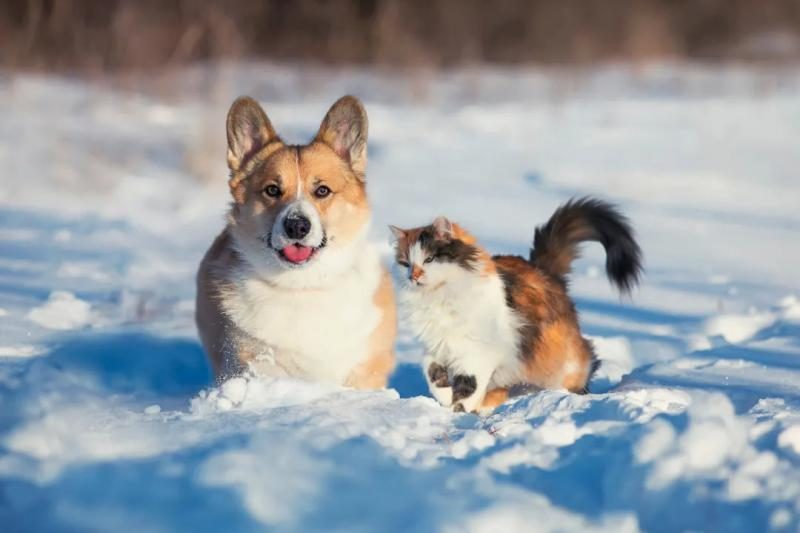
left=400, top=275, right=523, bottom=382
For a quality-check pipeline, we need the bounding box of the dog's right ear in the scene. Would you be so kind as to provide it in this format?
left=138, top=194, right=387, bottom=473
left=316, top=96, right=368, bottom=181
left=226, top=96, right=279, bottom=172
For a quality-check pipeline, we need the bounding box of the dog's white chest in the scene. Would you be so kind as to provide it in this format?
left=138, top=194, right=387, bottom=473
left=223, top=250, right=383, bottom=384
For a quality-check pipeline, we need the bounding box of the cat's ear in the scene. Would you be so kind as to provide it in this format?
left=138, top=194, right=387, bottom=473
left=388, top=225, right=406, bottom=241
left=432, top=217, right=453, bottom=239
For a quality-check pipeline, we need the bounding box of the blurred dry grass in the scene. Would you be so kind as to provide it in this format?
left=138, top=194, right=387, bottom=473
left=2, top=0, right=800, bottom=74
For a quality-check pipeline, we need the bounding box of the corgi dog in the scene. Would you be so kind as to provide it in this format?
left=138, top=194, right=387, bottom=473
left=196, top=95, right=396, bottom=389
left=390, top=198, right=642, bottom=413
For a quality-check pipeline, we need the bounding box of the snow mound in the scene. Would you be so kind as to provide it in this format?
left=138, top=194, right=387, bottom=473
left=778, top=425, right=800, bottom=455
left=704, top=310, right=776, bottom=344
left=189, top=376, right=344, bottom=414
left=779, top=295, right=800, bottom=321
left=26, top=291, right=92, bottom=331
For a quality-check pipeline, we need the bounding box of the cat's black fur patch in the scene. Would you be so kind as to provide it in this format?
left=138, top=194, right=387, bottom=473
left=451, top=374, right=477, bottom=402
left=419, top=227, right=479, bottom=271
left=427, top=362, right=450, bottom=388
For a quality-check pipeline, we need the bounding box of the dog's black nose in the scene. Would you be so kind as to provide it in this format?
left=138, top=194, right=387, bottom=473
left=284, top=214, right=312, bottom=240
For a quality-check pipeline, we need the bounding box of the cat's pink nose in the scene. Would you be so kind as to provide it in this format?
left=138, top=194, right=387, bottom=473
left=410, top=265, right=424, bottom=282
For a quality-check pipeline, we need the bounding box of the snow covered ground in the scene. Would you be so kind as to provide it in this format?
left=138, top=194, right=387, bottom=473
left=1, top=62, right=799, bottom=532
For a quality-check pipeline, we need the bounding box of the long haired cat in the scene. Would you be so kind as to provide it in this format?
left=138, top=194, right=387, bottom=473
left=390, top=197, right=642, bottom=413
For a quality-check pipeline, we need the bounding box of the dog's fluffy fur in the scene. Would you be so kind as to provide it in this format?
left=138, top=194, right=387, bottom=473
left=391, top=198, right=642, bottom=413
left=196, top=95, right=396, bottom=388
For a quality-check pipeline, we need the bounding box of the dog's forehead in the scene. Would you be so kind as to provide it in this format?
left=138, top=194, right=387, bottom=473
left=253, top=144, right=350, bottom=188
left=256, top=148, right=300, bottom=183
left=297, top=143, right=352, bottom=184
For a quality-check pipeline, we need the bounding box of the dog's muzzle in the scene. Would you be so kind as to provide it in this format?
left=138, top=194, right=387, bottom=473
left=269, top=201, right=326, bottom=265
left=283, top=213, right=312, bottom=240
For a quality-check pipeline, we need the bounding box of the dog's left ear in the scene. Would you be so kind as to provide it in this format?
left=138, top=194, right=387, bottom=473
left=316, top=95, right=368, bottom=181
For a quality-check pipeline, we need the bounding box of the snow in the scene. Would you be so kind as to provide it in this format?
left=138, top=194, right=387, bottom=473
left=779, top=426, right=800, bottom=455
left=25, top=291, right=92, bottom=330
left=704, top=310, right=777, bottom=344
left=143, top=404, right=162, bottom=415
left=2, top=62, right=800, bottom=531
left=0, top=345, right=42, bottom=358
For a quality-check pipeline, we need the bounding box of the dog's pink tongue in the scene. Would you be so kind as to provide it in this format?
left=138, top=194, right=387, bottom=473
left=282, top=244, right=313, bottom=263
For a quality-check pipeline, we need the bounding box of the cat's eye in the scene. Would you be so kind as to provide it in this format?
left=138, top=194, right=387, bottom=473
left=424, top=256, right=434, bottom=264
left=398, top=260, right=409, bottom=268
left=263, top=184, right=282, bottom=198
left=314, top=185, right=331, bottom=198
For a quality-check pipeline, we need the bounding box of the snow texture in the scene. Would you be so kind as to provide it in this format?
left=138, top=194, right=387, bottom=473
left=1, top=63, right=800, bottom=532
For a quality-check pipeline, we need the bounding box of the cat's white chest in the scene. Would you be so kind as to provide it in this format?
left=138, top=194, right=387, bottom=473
left=400, top=275, right=520, bottom=367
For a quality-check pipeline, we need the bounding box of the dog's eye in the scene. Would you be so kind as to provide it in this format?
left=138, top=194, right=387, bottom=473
left=314, top=185, right=331, bottom=198
left=424, top=256, right=434, bottom=264
left=263, top=184, right=282, bottom=198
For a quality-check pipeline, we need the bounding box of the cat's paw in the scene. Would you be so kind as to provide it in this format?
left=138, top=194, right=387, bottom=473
left=451, top=374, right=481, bottom=412
left=427, top=362, right=450, bottom=388
left=453, top=397, right=485, bottom=414
left=451, top=374, right=477, bottom=401
left=432, top=386, right=453, bottom=407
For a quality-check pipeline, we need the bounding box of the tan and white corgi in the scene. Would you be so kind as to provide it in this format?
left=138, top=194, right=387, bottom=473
left=390, top=198, right=642, bottom=413
left=196, top=95, right=396, bottom=389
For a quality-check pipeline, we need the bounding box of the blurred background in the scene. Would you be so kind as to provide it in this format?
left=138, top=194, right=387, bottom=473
left=3, top=0, right=800, bottom=71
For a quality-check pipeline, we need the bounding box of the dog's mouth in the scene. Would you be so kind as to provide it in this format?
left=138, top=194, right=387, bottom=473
left=280, top=244, right=317, bottom=264
left=266, top=234, right=328, bottom=266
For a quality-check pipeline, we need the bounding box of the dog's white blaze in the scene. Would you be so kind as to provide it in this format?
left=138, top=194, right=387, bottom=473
left=223, top=242, right=383, bottom=384
left=399, top=267, right=524, bottom=412
left=294, top=148, right=303, bottom=199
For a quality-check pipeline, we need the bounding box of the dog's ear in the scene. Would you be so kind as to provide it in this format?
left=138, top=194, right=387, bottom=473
left=432, top=216, right=453, bottom=239
left=227, top=96, right=279, bottom=172
left=315, top=95, right=368, bottom=181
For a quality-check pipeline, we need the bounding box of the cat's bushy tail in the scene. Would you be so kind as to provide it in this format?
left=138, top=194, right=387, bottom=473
left=529, top=197, right=643, bottom=293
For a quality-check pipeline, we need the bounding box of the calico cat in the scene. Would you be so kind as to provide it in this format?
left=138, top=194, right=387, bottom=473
left=390, top=197, right=642, bottom=413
